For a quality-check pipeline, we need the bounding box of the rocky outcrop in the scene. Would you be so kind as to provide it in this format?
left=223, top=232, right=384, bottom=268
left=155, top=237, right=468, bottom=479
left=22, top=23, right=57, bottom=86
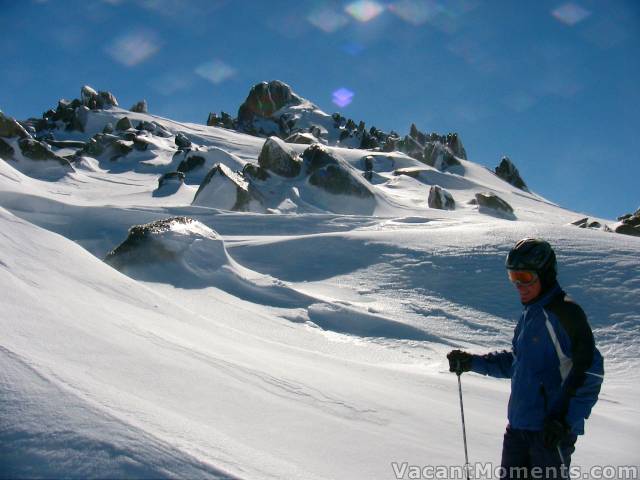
left=475, top=192, right=514, bottom=215
left=0, top=112, right=30, bottom=139
left=157, top=171, right=185, bottom=189
left=193, top=163, right=262, bottom=211
left=303, top=144, right=373, bottom=198
left=136, top=120, right=171, bottom=138
left=428, top=185, right=455, bottom=210
left=423, top=141, right=461, bottom=171
left=0, top=138, right=15, bottom=158
left=115, top=117, right=133, bottom=131
left=81, top=85, right=119, bottom=109
left=614, top=208, right=640, bottom=237
left=258, top=136, right=302, bottom=177
left=130, top=100, right=148, bottom=113
left=177, top=154, right=206, bottom=174
left=495, top=156, right=528, bottom=191
left=78, top=133, right=133, bottom=161
left=237, top=80, right=304, bottom=130
left=207, top=112, right=235, bottom=129
left=285, top=132, right=318, bottom=145
left=174, top=132, right=191, bottom=149
left=242, top=163, right=270, bottom=181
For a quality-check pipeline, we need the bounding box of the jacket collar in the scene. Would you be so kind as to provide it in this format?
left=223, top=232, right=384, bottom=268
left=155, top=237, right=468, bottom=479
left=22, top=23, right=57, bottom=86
left=523, top=282, right=563, bottom=309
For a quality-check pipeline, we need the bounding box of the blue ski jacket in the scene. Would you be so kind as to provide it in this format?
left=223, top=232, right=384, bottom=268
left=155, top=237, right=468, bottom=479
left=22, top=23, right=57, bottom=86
left=471, top=283, right=604, bottom=435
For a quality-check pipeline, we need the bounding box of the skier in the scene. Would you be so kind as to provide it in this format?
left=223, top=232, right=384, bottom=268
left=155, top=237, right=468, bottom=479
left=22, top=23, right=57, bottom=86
left=447, top=238, right=604, bottom=480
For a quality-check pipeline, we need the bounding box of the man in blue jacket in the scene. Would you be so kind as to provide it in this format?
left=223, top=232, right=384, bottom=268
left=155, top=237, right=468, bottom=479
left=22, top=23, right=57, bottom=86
left=447, top=238, right=604, bottom=480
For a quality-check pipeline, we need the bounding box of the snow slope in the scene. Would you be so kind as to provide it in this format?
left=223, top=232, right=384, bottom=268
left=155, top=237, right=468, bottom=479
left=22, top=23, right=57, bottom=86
left=1, top=103, right=639, bottom=479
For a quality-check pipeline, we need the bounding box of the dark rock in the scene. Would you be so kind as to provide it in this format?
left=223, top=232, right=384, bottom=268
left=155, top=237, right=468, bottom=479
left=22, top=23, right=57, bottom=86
left=614, top=224, right=640, bottom=237
left=177, top=155, right=206, bottom=173
left=133, top=136, right=152, bottom=151
left=174, top=132, right=192, bottom=149
left=119, top=131, right=138, bottom=142
left=158, top=171, right=185, bottom=188
left=571, top=217, right=589, bottom=228
left=237, top=80, right=304, bottom=129
left=103, top=123, right=114, bottom=134
left=258, top=136, right=301, bottom=177
left=302, top=143, right=340, bottom=174
left=137, top=120, right=172, bottom=138
left=110, top=140, right=133, bottom=160
left=0, top=138, right=15, bottom=158
left=359, top=130, right=379, bottom=150
left=80, top=85, right=118, bottom=110
left=17, top=138, right=73, bottom=169
left=446, top=132, right=467, bottom=160
left=309, top=164, right=373, bottom=198
left=495, top=156, right=528, bottom=191
left=402, top=135, right=425, bottom=161
left=587, top=221, right=602, bottom=229
left=207, top=112, right=219, bottom=127
left=105, top=216, right=195, bottom=269
left=242, top=163, right=270, bottom=181
left=475, top=192, right=514, bottom=214
left=130, top=100, right=148, bottom=113
left=428, top=185, right=455, bottom=210
left=116, top=117, right=133, bottom=131
left=423, top=142, right=461, bottom=171
left=302, top=144, right=372, bottom=198
left=43, top=139, right=86, bottom=149
left=0, top=112, right=30, bottom=139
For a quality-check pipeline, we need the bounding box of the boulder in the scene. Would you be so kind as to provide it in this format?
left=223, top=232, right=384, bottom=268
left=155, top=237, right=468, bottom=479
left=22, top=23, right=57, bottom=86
left=475, top=192, right=514, bottom=215
left=258, top=136, right=301, bottom=177
left=174, top=132, right=192, bottom=149
left=428, top=185, right=455, bottom=210
left=495, top=156, right=528, bottom=191
left=0, top=138, right=15, bottom=158
left=133, top=136, right=153, bottom=151
left=242, top=163, right=270, bottom=181
left=137, top=120, right=171, bottom=138
left=103, top=123, right=114, bottom=134
left=285, top=132, right=318, bottom=145
left=423, top=142, right=461, bottom=171
left=0, top=112, right=30, bottom=139
left=614, top=224, right=640, bottom=237
left=177, top=154, right=206, bottom=174
left=302, top=144, right=373, bottom=198
left=158, top=171, right=185, bottom=189
left=18, top=138, right=70, bottom=166
left=571, top=217, right=589, bottom=228
left=614, top=208, right=640, bottom=237
left=130, top=100, right=148, bottom=113
left=193, top=163, right=262, bottom=211
left=81, top=85, right=118, bottom=110
left=105, top=216, right=200, bottom=269
left=237, top=80, right=304, bottom=128
left=115, top=117, right=133, bottom=131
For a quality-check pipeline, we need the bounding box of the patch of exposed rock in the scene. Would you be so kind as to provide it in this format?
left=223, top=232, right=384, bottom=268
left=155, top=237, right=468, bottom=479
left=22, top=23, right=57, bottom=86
left=428, top=185, right=455, bottom=210
left=258, top=136, right=301, bottom=177
left=193, top=163, right=263, bottom=211
left=495, top=156, right=528, bottom=191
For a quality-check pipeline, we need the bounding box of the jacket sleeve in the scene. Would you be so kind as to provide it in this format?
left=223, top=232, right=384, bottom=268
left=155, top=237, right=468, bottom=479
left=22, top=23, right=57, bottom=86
left=471, top=350, right=514, bottom=378
left=548, top=301, right=604, bottom=428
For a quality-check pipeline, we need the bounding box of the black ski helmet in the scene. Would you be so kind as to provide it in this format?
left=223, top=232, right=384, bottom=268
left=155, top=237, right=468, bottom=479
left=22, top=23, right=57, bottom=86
left=506, top=238, right=557, bottom=287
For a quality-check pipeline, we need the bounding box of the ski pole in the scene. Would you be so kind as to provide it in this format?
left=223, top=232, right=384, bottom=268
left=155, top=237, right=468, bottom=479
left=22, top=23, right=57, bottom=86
left=557, top=445, right=567, bottom=478
left=456, top=362, right=471, bottom=480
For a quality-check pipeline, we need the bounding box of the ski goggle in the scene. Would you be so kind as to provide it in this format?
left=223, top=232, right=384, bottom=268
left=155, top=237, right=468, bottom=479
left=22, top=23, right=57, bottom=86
left=507, top=270, right=538, bottom=286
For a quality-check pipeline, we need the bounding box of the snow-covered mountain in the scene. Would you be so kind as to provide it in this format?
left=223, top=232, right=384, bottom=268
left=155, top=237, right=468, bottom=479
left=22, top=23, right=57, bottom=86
left=1, top=83, right=638, bottom=479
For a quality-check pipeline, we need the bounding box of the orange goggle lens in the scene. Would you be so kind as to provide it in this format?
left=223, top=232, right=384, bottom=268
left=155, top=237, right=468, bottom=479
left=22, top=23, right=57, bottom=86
left=508, top=270, right=538, bottom=285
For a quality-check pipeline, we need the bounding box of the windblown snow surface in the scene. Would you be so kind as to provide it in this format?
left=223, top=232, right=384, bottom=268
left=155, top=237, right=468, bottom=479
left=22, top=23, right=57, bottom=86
left=1, top=107, right=638, bottom=479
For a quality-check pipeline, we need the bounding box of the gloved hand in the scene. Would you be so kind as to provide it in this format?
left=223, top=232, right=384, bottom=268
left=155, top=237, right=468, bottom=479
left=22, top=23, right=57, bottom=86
left=447, top=350, right=473, bottom=375
left=543, top=417, right=570, bottom=449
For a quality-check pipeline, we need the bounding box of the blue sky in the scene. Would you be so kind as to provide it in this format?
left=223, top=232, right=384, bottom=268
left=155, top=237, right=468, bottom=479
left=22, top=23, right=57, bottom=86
left=1, top=0, right=638, bottom=219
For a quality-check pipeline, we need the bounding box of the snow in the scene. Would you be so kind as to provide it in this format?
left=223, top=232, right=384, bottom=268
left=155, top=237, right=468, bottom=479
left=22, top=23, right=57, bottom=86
left=1, top=105, right=639, bottom=479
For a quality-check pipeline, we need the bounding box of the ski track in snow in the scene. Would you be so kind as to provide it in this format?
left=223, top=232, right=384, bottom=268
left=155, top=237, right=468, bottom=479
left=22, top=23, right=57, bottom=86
left=1, top=107, right=639, bottom=478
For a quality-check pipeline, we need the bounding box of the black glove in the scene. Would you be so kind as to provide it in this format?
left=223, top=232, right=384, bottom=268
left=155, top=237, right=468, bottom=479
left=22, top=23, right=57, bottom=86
left=543, top=417, right=570, bottom=449
left=447, top=350, right=473, bottom=375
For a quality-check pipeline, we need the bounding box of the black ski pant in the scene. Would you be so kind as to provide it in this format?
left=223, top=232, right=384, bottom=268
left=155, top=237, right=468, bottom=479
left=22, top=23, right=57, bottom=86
left=499, top=426, right=577, bottom=480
